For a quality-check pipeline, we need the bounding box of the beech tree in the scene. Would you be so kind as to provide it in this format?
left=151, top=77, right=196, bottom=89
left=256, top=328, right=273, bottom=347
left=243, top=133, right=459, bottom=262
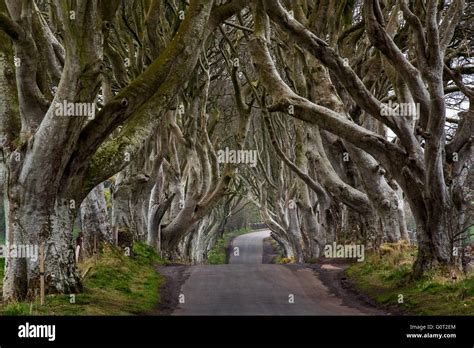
left=248, top=0, right=472, bottom=276
left=0, top=0, right=246, bottom=301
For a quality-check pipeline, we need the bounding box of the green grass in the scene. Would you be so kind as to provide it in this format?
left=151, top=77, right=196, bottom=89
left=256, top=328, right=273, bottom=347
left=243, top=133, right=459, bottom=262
left=0, top=242, right=164, bottom=315
left=346, top=242, right=474, bottom=315
left=207, top=227, right=253, bottom=264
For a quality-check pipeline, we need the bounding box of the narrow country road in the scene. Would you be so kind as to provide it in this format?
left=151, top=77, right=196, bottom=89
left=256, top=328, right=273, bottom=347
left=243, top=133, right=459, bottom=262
left=171, top=230, right=385, bottom=315
left=228, top=230, right=270, bottom=264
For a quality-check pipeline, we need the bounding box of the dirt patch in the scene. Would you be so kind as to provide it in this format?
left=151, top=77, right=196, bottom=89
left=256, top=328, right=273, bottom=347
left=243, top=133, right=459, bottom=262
left=152, top=264, right=190, bottom=315
left=309, top=259, right=398, bottom=315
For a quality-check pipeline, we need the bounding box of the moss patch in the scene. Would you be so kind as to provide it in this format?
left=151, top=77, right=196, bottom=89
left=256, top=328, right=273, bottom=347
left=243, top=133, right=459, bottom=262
left=0, top=243, right=164, bottom=315
left=346, top=242, right=474, bottom=315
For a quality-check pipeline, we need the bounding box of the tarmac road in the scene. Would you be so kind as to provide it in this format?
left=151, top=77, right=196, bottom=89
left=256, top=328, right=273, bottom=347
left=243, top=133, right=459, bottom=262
left=228, top=230, right=270, bottom=264
left=172, top=230, right=384, bottom=315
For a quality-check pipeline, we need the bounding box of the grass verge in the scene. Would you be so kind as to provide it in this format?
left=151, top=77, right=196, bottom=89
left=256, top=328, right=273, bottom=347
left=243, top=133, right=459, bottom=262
left=0, top=242, right=164, bottom=315
left=346, top=242, right=474, bottom=315
left=263, top=237, right=287, bottom=264
left=207, top=227, right=252, bottom=264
